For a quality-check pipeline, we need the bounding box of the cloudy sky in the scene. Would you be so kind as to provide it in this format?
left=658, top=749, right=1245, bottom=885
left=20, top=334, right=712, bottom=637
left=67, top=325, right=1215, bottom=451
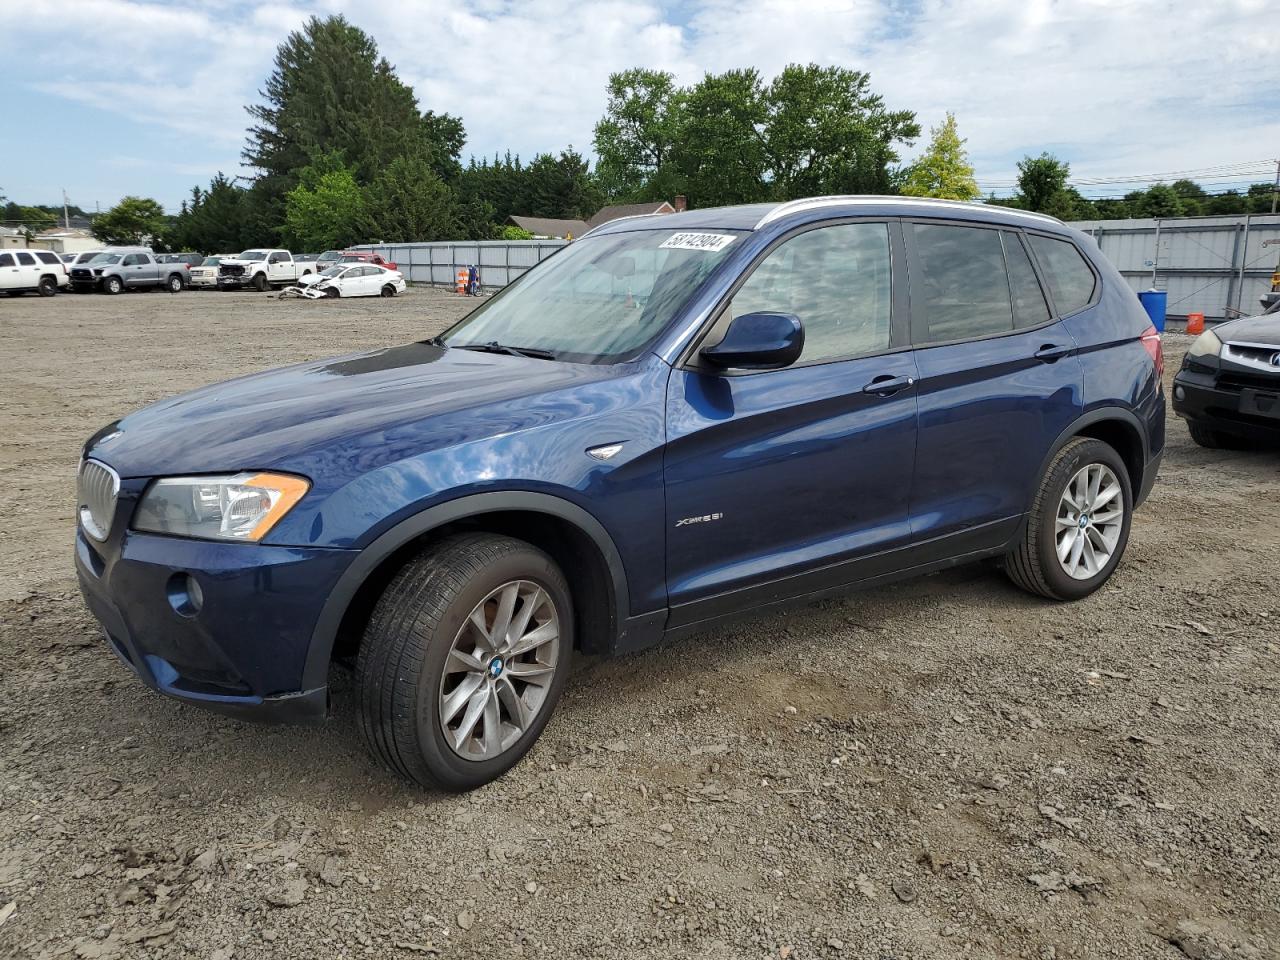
left=2, top=0, right=1276, bottom=213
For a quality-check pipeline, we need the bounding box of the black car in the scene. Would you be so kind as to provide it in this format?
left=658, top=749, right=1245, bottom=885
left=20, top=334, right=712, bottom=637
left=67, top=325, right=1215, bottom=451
left=1173, top=311, right=1280, bottom=447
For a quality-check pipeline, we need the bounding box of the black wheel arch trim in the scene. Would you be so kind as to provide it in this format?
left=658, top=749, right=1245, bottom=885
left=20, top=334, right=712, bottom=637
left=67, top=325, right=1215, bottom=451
left=1029, top=407, right=1151, bottom=511
left=302, top=491, right=631, bottom=690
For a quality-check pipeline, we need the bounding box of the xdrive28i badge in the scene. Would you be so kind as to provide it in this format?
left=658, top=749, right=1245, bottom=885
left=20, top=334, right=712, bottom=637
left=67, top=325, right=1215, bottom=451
left=675, top=512, right=723, bottom=528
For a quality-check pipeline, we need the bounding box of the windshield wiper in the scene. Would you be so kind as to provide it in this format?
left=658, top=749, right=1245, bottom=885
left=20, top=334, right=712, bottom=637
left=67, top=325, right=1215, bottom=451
left=451, top=340, right=557, bottom=360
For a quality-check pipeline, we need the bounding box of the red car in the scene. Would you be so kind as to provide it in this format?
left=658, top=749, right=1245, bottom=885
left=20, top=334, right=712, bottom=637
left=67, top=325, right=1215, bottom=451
left=338, top=251, right=397, bottom=272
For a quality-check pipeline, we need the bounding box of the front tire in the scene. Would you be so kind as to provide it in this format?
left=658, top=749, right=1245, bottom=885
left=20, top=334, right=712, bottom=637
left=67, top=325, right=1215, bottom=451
left=1187, top=421, right=1247, bottom=450
left=103, top=276, right=123, bottom=295
left=357, top=534, right=572, bottom=791
left=253, top=272, right=268, bottom=292
left=1004, top=437, right=1132, bottom=601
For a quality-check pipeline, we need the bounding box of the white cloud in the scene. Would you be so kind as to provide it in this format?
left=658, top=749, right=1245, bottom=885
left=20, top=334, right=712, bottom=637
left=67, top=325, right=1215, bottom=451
left=4, top=0, right=1276, bottom=199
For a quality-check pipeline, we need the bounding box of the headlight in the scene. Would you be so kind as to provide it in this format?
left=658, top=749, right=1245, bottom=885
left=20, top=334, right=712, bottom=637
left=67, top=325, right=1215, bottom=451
left=1187, top=329, right=1222, bottom=358
left=133, top=472, right=309, bottom=542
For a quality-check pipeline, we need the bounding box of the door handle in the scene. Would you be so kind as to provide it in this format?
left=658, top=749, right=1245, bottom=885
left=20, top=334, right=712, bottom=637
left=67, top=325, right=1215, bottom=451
left=862, top=374, right=915, bottom=396
left=1034, top=343, right=1072, bottom=363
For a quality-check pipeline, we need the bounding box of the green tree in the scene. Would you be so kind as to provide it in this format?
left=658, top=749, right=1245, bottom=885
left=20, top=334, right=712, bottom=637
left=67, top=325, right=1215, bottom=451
left=499, top=225, right=536, bottom=240
left=593, top=68, right=686, bottom=200
left=91, top=196, right=168, bottom=245
left=762, top=64, right=920, bottom=199
left=1133, top=182, right=1185, bottom=218
left=526, top=149, right=601, bottom=219
left=362, top=155, right=457, bottom=242
left=283, top=155, right=366, bottom=250
left=243, top=15, right=463, bottom=214
left=167, top=174, right=249, bottom=253
left=673, top=69, right=769, bottom=207
left=901, top=112, right=978, bottom=200
left=1012, top=153, right=1089, bottom=219
left=1170, top=178, right=1207, bottom=216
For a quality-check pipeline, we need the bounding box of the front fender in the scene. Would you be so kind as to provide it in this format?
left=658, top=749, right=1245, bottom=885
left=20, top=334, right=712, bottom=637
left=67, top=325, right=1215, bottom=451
left=300, top=490, right=631, bottom=691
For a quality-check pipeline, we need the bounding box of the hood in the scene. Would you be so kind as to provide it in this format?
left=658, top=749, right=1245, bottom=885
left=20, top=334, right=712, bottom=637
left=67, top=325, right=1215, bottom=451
left=218, top=257, right=263, bottom=268
left=85, top=342, right=628, bottom=478
left=1218, top=312, right=1280, bottom=348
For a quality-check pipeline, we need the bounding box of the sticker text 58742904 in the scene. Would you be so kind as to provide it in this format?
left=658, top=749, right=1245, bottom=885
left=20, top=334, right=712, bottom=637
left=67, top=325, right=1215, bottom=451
left=659, top=233, right=737, bottom=253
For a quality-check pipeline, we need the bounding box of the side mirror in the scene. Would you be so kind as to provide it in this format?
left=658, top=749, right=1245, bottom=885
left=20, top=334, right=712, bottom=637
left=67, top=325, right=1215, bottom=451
left=700, top=312, right=804, bottom=371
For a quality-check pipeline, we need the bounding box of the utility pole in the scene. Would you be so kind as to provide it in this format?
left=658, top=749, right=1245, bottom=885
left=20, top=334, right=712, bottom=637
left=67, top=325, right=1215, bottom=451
left=62, top=189, right=70, bottom=229
left=1272, top=158, right=1279, bottom=214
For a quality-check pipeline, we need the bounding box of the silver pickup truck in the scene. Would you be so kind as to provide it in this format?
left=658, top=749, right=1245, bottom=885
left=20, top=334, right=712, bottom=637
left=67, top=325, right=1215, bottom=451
left=69, top=247, right=187, bottom=294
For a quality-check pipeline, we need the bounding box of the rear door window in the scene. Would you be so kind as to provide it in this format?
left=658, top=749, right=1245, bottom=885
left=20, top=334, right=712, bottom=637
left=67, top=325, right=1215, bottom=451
left=16, top=252, right=36, bottom=266
left=910, top=223, right=1013, bottom=344
left=1003, top=232, right=1051, bottom=328
left=1027, top=235, right=1096, bottom=315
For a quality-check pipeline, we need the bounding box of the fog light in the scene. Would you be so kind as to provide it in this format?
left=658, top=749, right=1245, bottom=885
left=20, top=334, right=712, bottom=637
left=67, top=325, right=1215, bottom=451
left=1174, top=385, right=1186, bottom=401
left=166, top=573, right=203, bottom=618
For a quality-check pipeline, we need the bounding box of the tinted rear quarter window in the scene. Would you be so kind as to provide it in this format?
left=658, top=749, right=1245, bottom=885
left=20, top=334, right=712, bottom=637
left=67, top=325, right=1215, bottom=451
left=36, top=252, right=60, bottom=264
left=1003, top=232, right=1051, bottom=328
left=1028, top=235, right=1096, bottom=315
left=912, top=223, right=1013, bottom=343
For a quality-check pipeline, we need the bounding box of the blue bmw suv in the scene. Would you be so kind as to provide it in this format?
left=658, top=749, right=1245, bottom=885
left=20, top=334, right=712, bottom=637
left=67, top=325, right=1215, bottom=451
left=76, top=197, right=1165, bottom=790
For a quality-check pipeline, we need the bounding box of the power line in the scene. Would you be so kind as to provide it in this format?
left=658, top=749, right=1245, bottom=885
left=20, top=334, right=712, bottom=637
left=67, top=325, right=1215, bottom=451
left=975, top=159, right=1278, bottom=188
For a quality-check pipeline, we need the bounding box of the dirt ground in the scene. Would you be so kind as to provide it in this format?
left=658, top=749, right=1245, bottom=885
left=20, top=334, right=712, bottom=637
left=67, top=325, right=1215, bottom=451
left=1, top=286, right=1277, bottom=960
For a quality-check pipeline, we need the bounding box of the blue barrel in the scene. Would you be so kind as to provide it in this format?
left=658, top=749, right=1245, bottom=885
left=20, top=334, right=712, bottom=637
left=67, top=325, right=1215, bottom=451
left=1138, top=289, right=1167, bottom=332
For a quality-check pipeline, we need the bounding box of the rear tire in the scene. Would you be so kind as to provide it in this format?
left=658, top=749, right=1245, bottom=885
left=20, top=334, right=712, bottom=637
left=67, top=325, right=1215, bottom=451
left=1004, top=437, right=1132, bottom=601
left=1187, top=421, right=1247, bottom=450
left=380, top=284, right=396, bottom=297
left=167, top=274, right=183, bottom=293
left=38, top=276, right=57, bottom=297
left=356, top=533, right=572, bottom=791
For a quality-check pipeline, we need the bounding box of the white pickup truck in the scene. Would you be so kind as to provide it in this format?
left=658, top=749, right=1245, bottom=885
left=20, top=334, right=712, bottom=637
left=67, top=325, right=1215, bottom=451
left=216, top=249, right=313, bottom=291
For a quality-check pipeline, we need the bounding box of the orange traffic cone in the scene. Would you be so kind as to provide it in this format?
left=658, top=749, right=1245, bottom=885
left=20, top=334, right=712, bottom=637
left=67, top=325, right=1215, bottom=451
left=1186, top=312, right=1205, bottom=335
left=456, top=268, right=468, bottom=295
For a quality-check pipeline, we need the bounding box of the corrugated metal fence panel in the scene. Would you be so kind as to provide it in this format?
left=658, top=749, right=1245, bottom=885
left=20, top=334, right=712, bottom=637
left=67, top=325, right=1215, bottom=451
left=1071, top=215, right=1280, bottom=321
left=349, top=240, right=568, bottom=289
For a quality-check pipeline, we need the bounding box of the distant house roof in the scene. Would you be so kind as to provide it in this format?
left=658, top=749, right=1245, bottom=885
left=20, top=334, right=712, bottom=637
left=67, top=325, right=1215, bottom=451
left=585, top=201, right=675, bottom=229
left=507, top=215, right=589, bottom=239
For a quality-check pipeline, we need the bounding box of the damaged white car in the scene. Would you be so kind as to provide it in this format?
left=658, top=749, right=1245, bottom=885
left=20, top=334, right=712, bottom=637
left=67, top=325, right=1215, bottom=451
left=279, top=263, right=407, bottom=299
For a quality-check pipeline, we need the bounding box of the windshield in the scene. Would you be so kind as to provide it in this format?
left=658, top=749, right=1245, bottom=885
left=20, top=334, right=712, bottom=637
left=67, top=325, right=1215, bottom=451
left=338, top=255, right=366, bottom=264
left=201, top=257, right=222, bottom=266
left=238, top=250, right=268, bottom=261
left=319, top=265, right=347, bottom=278
left=89, top=253, right=122, bottom=265
left=320, top=250, right=342, bottom=260
left=442, top=229, right=741, bottom=363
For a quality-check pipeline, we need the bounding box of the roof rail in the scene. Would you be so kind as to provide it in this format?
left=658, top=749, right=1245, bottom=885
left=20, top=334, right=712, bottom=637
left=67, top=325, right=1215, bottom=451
left=755, top=195, right=1065, bottom=229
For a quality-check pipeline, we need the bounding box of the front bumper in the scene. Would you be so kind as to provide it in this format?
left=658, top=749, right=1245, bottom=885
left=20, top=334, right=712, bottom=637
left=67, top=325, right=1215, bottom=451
left=1172, top=366, right=1280, bottom=441
left=75, top=486, right=357, bottom=723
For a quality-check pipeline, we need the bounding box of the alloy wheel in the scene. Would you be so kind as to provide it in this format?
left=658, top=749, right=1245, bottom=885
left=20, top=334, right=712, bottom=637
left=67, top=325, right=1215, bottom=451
left=438, top=580, right=560, bottom=761
left=1055, top=463, right=1124, bottom=580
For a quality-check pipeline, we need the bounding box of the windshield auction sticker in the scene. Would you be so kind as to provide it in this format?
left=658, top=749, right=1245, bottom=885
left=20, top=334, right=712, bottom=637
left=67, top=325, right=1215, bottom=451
left=659, top=232, right=737, bottom=252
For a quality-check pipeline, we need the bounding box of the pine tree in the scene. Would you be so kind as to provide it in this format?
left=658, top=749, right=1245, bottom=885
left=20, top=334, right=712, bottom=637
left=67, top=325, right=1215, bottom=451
left=901, top=113, right=978, bottom=200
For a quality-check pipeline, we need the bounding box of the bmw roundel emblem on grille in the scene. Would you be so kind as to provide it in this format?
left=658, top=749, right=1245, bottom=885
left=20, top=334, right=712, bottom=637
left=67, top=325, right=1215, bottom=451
left=1271, top=351, right=1280, bottom=367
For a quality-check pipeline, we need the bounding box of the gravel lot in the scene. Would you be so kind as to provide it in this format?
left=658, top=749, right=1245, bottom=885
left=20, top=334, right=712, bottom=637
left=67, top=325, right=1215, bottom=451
left=1, top=287, right=1277, bottom=960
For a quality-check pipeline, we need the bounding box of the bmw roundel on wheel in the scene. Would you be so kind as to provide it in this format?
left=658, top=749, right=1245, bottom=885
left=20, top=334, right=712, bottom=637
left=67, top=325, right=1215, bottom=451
left=75, top=197, right=1164, bottom=791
